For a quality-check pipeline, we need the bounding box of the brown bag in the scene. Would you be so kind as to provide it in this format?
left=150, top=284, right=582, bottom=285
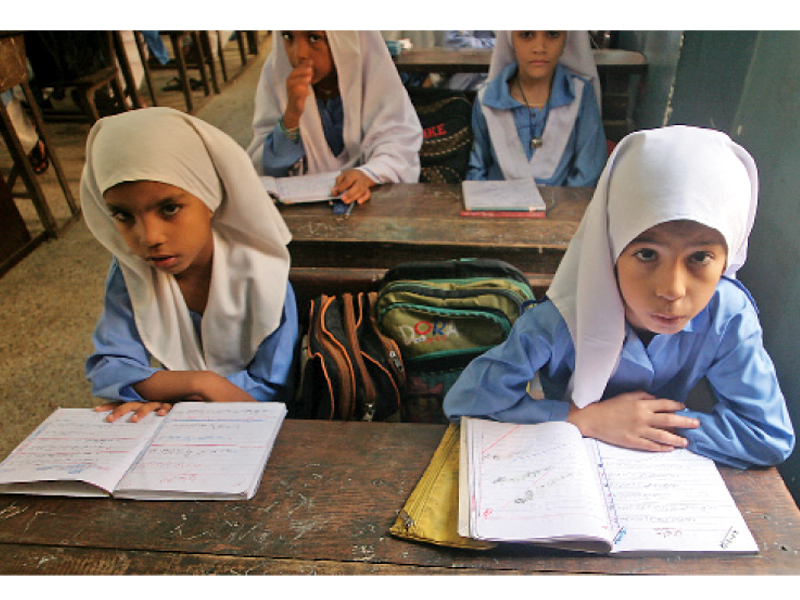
left=294, top=292, right=406, bottom=421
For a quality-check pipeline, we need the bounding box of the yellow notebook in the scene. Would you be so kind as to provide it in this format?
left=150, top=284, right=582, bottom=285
left=390, top=424, right=496, bottom=550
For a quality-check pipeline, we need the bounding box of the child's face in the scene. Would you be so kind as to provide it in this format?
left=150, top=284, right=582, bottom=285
left=282, top=31, right=334, bottom=84
left=616, top=220, right=728, bottom=338
left=511, top=31, right=566, bottom=84
left=104, top=180, right=214, bottom=279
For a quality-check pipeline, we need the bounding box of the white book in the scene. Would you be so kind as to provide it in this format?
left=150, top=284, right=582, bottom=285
left=0, top=402, right=286, bottom=501
left=459, top=417, right=758, bottom=555
left=461, top=178, right=546, bottom=212
left=260, top=171, right=339, bottom=204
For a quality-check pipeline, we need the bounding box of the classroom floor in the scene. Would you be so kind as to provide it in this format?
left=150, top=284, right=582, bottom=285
left=0, top=33, right=272, bottom=460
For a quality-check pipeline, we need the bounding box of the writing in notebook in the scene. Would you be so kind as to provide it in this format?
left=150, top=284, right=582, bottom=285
left=0, top=402, right=286, bottom=501
left=461, top=178, right=546, bottom=214
left=260, top=171, right=340, bottom=204
left=459, top=417, right=757, bottom=554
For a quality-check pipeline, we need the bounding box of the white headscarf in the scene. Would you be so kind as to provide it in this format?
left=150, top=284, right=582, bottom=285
left=81, top=107, right=292, bottom=376
left=547, top=126, right=758, bottom=408
left=482, top=31, right=601, bottom=181
left=488, top=31, right=601, bottom=108
left=247, top=31, right=422, bottom=183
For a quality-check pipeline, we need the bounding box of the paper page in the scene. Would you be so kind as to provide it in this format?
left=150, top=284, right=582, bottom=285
left=463, top=418, right=612, bottom=549
left=0, top=408, right=162, bottom=497
left=265, top=171, right=339, bottom=204
left=114, top=402, right=287, bottom=500
left=462, top=178, right=546, bottom=212
left=588, top=441, right=759, bottom=554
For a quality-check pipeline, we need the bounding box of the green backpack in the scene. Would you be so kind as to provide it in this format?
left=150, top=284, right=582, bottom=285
left=375, top=259, right=537, bottom=423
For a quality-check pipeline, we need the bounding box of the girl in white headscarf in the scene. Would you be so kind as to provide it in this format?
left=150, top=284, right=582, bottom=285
left=247, top=31, right=423, bottom=205
left=82, top=107, right=298, bottom=423
left=467, top=31, right=607, bottom=186
left=445, top=126, right=795, bottom=469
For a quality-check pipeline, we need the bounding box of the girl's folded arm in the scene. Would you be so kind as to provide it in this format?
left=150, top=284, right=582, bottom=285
left=681, top=312, right=795, bottom=468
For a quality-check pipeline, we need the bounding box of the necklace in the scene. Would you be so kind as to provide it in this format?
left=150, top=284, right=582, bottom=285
left=516, top=78, right=545, bottom=149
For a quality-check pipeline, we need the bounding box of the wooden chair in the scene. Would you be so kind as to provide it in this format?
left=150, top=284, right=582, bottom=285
left=0, top=33, right=79, bottom=239
left=24, top=31, right=129, bottom=123
left=158, top=31, right=213, bottom=114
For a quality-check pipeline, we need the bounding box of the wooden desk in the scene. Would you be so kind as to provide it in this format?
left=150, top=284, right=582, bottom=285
left=0, top=420, right=797, bottom=575
left=393, top=47, right=646, bottom=76
left=282, top=183, right=590, bottom=311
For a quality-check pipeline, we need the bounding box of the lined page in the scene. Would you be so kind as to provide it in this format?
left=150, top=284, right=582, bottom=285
left=588, top=441, right=758, bottom=554
left=0, top=408, right=162, bottom=496
left=114, top=402, right=286, bottom=500
left=465, top=419, right=612, bottom=548
left=260, top=171, right=339, bottom=204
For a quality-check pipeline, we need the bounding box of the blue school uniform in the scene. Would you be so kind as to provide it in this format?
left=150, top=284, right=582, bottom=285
left=86, top=259, right=299, bottom=404
left=261, top=97, right=345, bottom=176
left=467, top=62, right=607, bottom=187
left=443, top=277, right=795, bottom=469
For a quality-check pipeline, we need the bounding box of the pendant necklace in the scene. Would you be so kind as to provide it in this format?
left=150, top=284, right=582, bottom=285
left=517, top=78, right=546, bottom=150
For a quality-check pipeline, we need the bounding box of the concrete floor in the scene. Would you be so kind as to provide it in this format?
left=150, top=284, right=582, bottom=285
left=0, top=33, right=272, bottom=460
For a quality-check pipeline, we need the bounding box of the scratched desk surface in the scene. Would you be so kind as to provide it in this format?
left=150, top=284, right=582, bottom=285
left=0, top=420, right=798, bottom=575
left=280, top=183, right=591, bottom=276
left=393, top=48, right=646, bottom=75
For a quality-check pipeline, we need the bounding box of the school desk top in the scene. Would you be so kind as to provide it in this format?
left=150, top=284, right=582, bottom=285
left=393, top=47, right=647, bottom=75
left=280, top=183, right=592, bottom=279
left=0, top=420, right=797, bottom=574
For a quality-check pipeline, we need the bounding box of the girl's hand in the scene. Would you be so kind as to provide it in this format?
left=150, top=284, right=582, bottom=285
left=332, top=169, right=375, bottom=205
left=95, top=401, right=173, bottom=423
left=132, top=371, right=257, bottom=405
left=567, top=391, right=700, bottom=452
left=283, top=58, right=314, bottom=129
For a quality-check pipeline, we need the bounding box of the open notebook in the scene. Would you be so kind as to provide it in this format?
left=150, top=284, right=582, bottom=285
left=459, top=417, right=758, bottom=554
left=0, top=402, right=286, bottom=501
left=260, top=171, right=339, bottom=204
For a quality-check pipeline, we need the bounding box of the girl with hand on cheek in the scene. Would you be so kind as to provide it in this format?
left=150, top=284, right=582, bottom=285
left=248, top=31, right=422, bottom=206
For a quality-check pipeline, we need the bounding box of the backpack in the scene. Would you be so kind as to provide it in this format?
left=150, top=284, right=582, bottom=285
left=375, top=259, right=536, bottom=423
left=407, top=87, right=473, bottom=184
left=294, top=291, right=406, bottom=422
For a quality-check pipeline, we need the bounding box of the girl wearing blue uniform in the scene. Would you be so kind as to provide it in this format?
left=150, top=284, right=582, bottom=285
left=445, top=126, right=795, bottom=469
left=467, top=31, right=607, bottom=187
left=247, top=31, right=422, bottom=205
left=81, top=107, right=298, bottom=423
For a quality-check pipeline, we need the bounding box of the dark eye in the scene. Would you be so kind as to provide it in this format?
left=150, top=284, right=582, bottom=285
left=546, top=31, right=562, bottom=40
left=689, top=251, right=714, bottom=265
left=109, top=209, right=131, bottom=223
left=309, top=33, right=324, bottom=44
left=633, top=248, right=657, bottom=262
left=281, top=31, right=293, bottom=42
left=161, top=203, right=181, bottom=218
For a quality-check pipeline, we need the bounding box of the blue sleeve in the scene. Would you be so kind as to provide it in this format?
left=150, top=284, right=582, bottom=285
left=443, top=303, right=572, bottom=423
left=261, top=125, right=306, bottom=177
left=86, top=261, right=299, bottom=405
left=563, top=81, right=607, bottom=188
left=680, top=298, right=795, bottom=468
left=85, top=260, right=158, bottom=403
left=466, top=97, right=492, bottom=181
left=224, top=283, right=299, bottom=403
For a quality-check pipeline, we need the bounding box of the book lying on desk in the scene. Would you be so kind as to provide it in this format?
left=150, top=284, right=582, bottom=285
left=0, top=402, right=286, bottom=501
left=261, top=171, right=339, bottom=204
left=459, top=417, right=758, bottom=554
left=461, top=178, right=546, bottom=217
